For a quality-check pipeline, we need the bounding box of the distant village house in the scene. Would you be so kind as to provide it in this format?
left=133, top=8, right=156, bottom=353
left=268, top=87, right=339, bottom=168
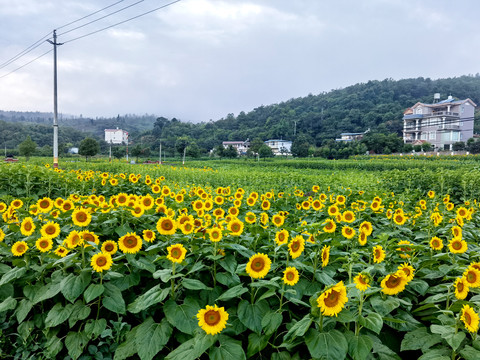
left=105, top=128, right=128, bottom=145
left=264, top=139, right=292, bottom=156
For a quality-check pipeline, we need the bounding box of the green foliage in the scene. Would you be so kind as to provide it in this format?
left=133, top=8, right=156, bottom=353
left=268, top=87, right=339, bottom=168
left=79, top=138, right=100, bottom=161
left=18, top=136, right=37, bottom=160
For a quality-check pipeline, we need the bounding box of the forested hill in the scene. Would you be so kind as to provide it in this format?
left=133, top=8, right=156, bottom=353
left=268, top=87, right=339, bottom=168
left=209, top=75, right=480, bottom=145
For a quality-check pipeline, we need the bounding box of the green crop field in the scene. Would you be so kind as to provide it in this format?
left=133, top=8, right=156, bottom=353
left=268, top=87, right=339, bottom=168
left=0, top=156, right=480, bottom=359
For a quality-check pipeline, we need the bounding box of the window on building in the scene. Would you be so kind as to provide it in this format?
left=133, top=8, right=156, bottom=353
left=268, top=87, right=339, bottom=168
left=429, top=132, right=436, bottom=140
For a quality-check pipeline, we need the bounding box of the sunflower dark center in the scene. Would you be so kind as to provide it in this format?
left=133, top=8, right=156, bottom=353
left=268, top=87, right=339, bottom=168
left=324, top=290, right=339, bottom=307
left=204, top=310, right=220, bottom=326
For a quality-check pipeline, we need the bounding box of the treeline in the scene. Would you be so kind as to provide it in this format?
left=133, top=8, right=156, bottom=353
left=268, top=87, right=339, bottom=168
left=2, top=75, right=480, bottom=159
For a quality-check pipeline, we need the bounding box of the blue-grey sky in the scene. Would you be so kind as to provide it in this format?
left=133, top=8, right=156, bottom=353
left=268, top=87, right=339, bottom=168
left=1, top=0, right=479, bottom=122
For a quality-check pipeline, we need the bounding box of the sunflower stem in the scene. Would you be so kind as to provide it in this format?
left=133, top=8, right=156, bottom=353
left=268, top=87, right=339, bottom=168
left=278, top=282, right=285, bottom=312
left=81, top=245, right=86, bottom=268
left=312, top=247, right=320, bottom=282
left=171, top=263, right=176, bottom=299
left=96, top=273, right=103, bottom=320
left=319, top=312, right=324, bottom=332
left=250, top=278, right=255, bottom=304
left=213, top=242, right=217, bottom=287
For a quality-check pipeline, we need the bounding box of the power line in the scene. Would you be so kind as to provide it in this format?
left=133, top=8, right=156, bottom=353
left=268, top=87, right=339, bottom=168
left=63, top=0, right=181, bottom=44
left=58, top=0, right=146, bottom=37
left=57, top=0, right=126, bottom=31
left=0, top=49, right=52, bottom=80
left=0, top=0, right=132, bottom=72
left=0, top=32, right=51, bottom=70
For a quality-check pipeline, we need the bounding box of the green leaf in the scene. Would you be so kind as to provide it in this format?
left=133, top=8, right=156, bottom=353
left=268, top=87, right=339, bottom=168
left=45, top=303, right=74, bottom=328
left=61, top=271, right=91, bottom=303
left=135, top=317, right=172, bottom=360
left=114, top=326, right=138, bottom=360
left=218, top=254, right=237, bottom=274
left=418, top=348, right=450, bottom=360
left=444, top=332, right=466, bottom=351
left=460, top=345, right=480, bottom=360
left=216, top=284, right=248, bottom=302
left=237, top=299, right=269, bottom=334
left=345, top=333, right=373, bottom=360
left=15, top=298, right=33, bottom=323
left=0, top=266, right=26, bottom=286
left=247, top=333, right=269, bottom=358
left=164, top=297, right=200, bottom=335
left=65, top=331, right=89, bottom=360
left=215, top=272, right=241, bottom=287
left=0, top=283, right=14, bottom=301
left=103, top=283, right=125, bottom=314
left=128, top=256, right=156, bottom=273
left=68, top=301, right=91, bottom=328
left=0, top=296, right=17, bottom=312
left=305, top=329, right=348, bottom=360
left=210, top=335, right=246, bottom=360
left=261, top=312, right=283, bottom=335
left=153, top=268, right=173, bottom=282
left=182, top=278, right=212, bottom=291
left=45, top=335, right=63, bottom=358
left=358, top=312, right=383, bottom=334
left=408, top=280, right=429, bottom=296
left=32, top=281, right=62, bottom=304
left=165, top=331, right=217, bottom=360
left=370, top=295, right=400, bottom=316
left=128, top=285, right=168, bottom=314
left=84, top=284, right=105, bottom=303
left=430, top=324, right=455, bottom=337
left=284, top=314, right=313, bottom=341
left=400, top=327, right=443, bottom=352
left=85, top=318, right=107, bottom=339
left=17, top=320, right=33, bottom=341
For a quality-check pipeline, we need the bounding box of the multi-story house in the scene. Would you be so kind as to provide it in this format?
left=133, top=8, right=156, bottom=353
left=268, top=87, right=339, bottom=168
left=222, top=140, right=249, bottom=155
left=105, top=128, right=128, bottom=144
left=264, top=139, right=292, bottom=155
left=403, top=94, right=476, bottom=150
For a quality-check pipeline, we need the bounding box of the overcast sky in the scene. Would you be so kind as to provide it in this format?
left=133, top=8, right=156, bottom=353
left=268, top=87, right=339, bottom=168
left=1, top=0, right=479, bottom=123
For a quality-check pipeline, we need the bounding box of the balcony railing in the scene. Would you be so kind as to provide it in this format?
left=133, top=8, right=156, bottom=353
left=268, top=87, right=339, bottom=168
left=438, top=124, right=460, bottom=130
left=432, top=111, right=459, bottom=117
left=403, top=114, right=424, bottom=120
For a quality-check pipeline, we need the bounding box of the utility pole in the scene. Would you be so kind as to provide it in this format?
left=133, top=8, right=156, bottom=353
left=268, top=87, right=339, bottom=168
left=159, top=142, right=162, bottom=164
left=47, top=30, right=63, bottom=169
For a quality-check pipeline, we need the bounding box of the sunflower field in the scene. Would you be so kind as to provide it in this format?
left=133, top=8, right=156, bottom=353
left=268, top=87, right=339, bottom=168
left=1, top=158, right=480, bottom=360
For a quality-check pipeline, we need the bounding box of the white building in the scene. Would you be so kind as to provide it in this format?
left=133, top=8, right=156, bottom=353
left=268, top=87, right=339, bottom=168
left=105, top=128, right=128, bottom=144
left=222, top=140, right=249, bottom=155
left=265, top=139, right=292, bottom=156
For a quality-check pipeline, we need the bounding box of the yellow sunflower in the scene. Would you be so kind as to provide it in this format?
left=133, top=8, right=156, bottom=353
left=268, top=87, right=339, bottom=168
left=327, top=204, right=339, bottom=217
left=54, top=246, right=69, bottom=257
left=282, top=266, right=300, bottom=286
left=40, top=221, right=60, bottom=239
left=354, top=273, right=371, bottom=291
left=35, top=237, right=53, bottom=253
left=275, top=229, right=289, bottom=246
left=166, top=243, right=187, bottom=263
left=80, top=230, right=99, bottom=246
left=342, top=210, right=355, bottom=223
left=321, top=245, right=330, bottom=267
left=71, top=208, right=92, bottom=227
left=463, top=267, right=480, bottom=288
left=359, top=221, right=373, bottom=236
left=208, top=228, right=223, bottom=243
left=381, top=272, right=408, bottom=295
left=64, top=230, right=83, bottom=249
left=101, top=240, right=118, bottom=255
left=20, top=217, right=36, bottom=236
left=451, top=225, right=463, bottom=239
left=316, top=281, right=348, bottom=317
left=91, top=252, right=113, bottom=272
left=323, top=219, right=336, bottom=233
left=0, top=228, right=4, bottom=242
left=246, top=253, right=271, bottom=279
left=261, top=200, right=271, bottom=211
left=36, top=197, right=54, bottom=213
left=156, top=217, right=177, bottom=236
left=429, top=236, right=443, bottom=250
left=393, top=213, right=407, bottom=226
left=461, top=304, right=480, bottom=333
left=448, top=238, right=468, bottom=254
left=373, top=245, right=385, bottom=264
left=396, top=240, right=414, bottom=259
left=197, top=304, right=229, bottom=335
left=288, top=235, right=305, bottom=259
left=118, top=232, right=143, bottom=254
left=398, top=263, right=415, bottom=283
left=341, top=226, right=356, bottom=240
left=271, top=214, right=285, bottom=227
left=228, top=219, right=244, bottom=236
left=245, top=212, right=256, bottom=224
left=142, top=229, right=156, bottom=243
left=454, top=277, right=470, bottom=300
left=12, top=241, right=29, bottom=256
left=358, top=231, right=368, bottom=246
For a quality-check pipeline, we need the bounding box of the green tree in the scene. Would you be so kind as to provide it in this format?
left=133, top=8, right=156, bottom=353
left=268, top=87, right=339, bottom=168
left=291, top=134, right=311, bottom=157
left=258, top=144, right=274, bottom=158
left=78, top=138, right=100, bottom=161
left=468, top=140, right=480, bottom=154
left=175, top=136, right=191, bottom=157
left=186, top=143, right=201, bottom=158
left=249, top=138, right=264, bottom=154
left=18, top=136, right=37, bottom=160
left=131, top=145, right=142, bottom=162
left=452, top=142, right=466, bottom=151
left=224, top=145, right=238, bottom=158
left=112, top=146, right=125, bottom=159
left=421, top=142, right=433, bottom=152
